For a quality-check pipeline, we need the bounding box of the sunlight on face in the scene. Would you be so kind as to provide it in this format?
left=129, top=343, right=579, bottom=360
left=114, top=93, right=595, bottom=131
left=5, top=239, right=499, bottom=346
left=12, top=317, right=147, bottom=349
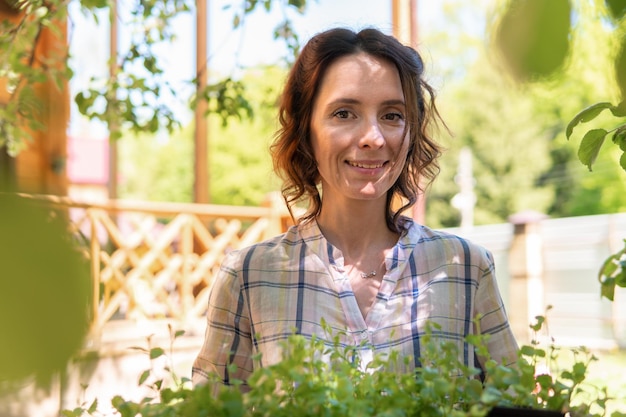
left=310, top=52, right=410, bottom=205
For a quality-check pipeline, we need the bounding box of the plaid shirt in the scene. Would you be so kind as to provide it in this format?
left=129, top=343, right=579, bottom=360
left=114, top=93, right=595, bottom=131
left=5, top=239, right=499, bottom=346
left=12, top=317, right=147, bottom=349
left=192, top=217, right=518, bottom=390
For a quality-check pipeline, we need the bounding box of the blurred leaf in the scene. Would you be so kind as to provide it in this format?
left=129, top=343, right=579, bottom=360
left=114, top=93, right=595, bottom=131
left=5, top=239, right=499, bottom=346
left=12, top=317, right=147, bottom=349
left=612, top=100, right=626, bottom=117
left=495, top=0, right=571, bottom=81
left=536, top=374, right=552, bottom=388
left=566, top=102, right=614, bottom=139
left=138, top=369, right=151, bottom=385
left=613, top=126, right=626, bottom=150
left=578, top=128, right=608, bottom=171
left=150, top=347, right=165, bottom=359
left=88, top=398, right=98, bottom=413
left=0, top=194, right=90, bottom=382
left=616, top=34, right=626, bottom=100
left=598, top=242, right=626, bottom=300
left=529, top=315, right=545, bottom=332
left=519, top=345, right=538, bottom=357
left=606, top=0, right=626, bottom=19
left=288, top=0, right=308, bottom=13
left=80, top=0, right=109, bottom=9
left=617, top=260, right=626, bottom=288
left=198, top=77, right=254, bottom=126
left=129, top=346, right=149, bottom=353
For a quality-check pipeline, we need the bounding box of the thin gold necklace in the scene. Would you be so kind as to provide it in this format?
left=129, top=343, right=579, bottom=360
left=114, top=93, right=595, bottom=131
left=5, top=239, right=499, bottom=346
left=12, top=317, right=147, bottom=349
left=360, top=270, right=378, bottom=279
left=360, top=257, right=386, bottom=279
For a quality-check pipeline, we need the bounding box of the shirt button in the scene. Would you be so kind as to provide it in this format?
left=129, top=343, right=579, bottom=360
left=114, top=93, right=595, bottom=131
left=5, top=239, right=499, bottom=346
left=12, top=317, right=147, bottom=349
left=360, top=332, right=368, bottom=340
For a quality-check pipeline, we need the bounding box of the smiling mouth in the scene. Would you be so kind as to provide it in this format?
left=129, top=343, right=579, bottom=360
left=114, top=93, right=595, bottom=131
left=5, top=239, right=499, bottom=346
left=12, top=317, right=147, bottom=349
left=346, top=161, right=386, bottom=169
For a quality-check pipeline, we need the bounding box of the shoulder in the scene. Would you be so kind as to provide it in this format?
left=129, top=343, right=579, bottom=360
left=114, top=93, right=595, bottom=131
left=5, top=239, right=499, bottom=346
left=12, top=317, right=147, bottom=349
left=405, top=221, right=493, bottom=265
left=221, top=224, right=304, bottom=271
left=422, top=225, right=487, bottom=250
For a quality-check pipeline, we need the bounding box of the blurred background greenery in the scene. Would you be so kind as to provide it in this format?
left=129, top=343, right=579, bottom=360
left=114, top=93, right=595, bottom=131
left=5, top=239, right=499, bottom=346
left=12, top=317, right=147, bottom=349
left=1, top=0, right=626, bottom=394
left=1, top=0, right=625, bottom=227
left=0, top=193, right=90, bottom=385
left=103, top=0, right=626, bottom=228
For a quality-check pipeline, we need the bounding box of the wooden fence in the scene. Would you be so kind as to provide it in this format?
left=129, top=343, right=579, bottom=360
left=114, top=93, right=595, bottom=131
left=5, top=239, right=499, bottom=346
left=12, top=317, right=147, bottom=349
left=447, top=212, right=626, bottom=348
left=15, top=193, right=626, bottom=349
left=23, top=192, right=295, bottom=339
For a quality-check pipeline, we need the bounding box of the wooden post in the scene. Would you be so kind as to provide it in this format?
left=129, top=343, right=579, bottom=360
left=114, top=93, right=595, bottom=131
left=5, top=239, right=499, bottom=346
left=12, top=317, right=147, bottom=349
left=392, top=0, right=418, bottom=45
left=9, top=14, right=69, bottom=195
left=108, top=0, right=119, bottom=200
left=0, top=5, right=18, bottom=190
left=88, top=210, right=102, bottom=339
left=180, top=214, right=194, bottom=319
left=194, top=0, right=209, bottom=203
left=391, top=0, right=425, bottom=224
left=508, top=210, right=548, bottom=344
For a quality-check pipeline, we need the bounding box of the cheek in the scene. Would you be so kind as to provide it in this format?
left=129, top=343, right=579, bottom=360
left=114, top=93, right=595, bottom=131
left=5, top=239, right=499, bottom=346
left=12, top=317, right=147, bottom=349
left=309, top=121, right=325, bottom=158
left=396, top=134, right=411, bottom=160
left=310, top=137, right=322, bottom=165
left=309, top=129, right=321, bottom=161
left=311, top=130, right=338, bottom=163
left=307, top=140, right=324, bottom=184
left=392, top=137, right=412, bottom=175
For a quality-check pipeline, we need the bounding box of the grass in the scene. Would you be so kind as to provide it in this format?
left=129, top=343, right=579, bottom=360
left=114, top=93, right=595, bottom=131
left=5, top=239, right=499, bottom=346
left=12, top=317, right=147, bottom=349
left=549, top=347, right=626, bottom=415
left=585, top=349, right=626, bottom=415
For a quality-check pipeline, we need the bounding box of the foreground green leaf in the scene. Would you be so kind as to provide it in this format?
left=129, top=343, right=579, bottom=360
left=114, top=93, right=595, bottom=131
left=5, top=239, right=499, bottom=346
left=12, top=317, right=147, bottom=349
left=577, top=128, right=608, bottom=171
left=566, top=102, right=614, bottom=139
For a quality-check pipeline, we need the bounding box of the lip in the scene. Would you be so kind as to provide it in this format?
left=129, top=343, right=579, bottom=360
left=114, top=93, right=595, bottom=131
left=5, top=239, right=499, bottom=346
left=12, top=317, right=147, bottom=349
left=345, top=160, right=387, bottom=169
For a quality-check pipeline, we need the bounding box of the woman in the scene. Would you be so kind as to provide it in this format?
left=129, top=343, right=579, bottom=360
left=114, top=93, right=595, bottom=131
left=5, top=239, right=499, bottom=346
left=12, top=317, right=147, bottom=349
left=192, top=27, right=518, bottom=392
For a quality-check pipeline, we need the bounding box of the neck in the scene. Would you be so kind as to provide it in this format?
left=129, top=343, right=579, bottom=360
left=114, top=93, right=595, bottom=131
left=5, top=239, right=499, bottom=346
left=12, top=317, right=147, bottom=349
left=316, top=200, right=397, bottom=260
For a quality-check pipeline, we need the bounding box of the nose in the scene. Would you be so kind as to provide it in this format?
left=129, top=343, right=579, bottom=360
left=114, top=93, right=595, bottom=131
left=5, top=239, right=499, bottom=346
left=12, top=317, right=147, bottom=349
left=359, top=119, right=385, bottom=149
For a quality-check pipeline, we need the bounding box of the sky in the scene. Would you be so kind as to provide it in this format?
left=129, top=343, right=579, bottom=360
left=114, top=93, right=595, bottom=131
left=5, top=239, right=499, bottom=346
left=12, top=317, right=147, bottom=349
left=67, top=0, right=470, bottom=138
left=207, top=0, right=394, bottom=71
left=67, top=0, right=389, bottom=137
left=171, top=0, right=455, bottom=75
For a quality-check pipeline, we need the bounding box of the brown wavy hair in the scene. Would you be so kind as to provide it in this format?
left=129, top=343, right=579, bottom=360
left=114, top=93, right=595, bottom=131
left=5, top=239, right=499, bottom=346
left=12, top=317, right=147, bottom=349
left=270, top=27, right=443, bottom=232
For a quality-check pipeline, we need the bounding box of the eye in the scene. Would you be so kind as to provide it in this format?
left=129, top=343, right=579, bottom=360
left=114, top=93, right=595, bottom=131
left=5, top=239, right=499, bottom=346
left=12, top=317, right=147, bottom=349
left=332, top=109, right=352, bottom=119
left=383, top=112, right=405, bottom=121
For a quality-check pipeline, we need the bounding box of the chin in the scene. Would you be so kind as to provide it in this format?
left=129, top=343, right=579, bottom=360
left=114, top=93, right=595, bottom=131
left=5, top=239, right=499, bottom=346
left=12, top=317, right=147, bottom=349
left=353, top=190, right=387, bottom=201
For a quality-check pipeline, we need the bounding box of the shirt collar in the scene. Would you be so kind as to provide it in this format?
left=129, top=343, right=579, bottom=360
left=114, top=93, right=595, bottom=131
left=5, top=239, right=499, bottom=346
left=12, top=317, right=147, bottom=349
left=297, top=216, right=418, bottom=274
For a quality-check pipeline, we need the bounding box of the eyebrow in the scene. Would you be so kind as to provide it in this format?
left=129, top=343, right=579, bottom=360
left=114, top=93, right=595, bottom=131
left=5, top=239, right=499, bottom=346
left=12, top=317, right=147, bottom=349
left=326, top=98, right=406, bottom=107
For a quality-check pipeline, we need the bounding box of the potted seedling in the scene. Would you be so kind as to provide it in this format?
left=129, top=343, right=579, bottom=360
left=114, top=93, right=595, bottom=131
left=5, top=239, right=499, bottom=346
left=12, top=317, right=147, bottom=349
left=62, top=316, right=620, bottom=417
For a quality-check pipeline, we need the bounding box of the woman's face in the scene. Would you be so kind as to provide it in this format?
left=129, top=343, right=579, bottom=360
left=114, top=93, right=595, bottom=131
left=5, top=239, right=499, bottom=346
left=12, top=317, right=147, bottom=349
left=310, top=52, right=410, bottom=205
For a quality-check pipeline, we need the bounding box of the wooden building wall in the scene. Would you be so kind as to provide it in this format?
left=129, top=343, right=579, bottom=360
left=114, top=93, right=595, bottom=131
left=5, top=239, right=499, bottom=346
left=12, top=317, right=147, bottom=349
left=1, top=4, right=68, bottom=196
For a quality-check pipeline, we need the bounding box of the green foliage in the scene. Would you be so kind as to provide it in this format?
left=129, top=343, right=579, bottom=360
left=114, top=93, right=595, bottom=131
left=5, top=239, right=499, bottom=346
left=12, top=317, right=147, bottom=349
left=566, top=101, right=626, bottom=173
left=73, top=0, right=191, bottom=140
left=492, top=0, right=626, bottom=302
left=118, top=125, right=195, bottom=202
left=424, top=0, right=626, bottom=227
left=495, top=0, right=571, bottom=82
left=1, top=0, right=308, bottom=154
left=209, top=66, right=284, bottom=206
left=118, top=66, right=283, bottom=205
left=195, top=77, right=254, bottom=127
left=507, top=0, right=626, bottom=219
left=62, top=317, right=622, bottom=417
left=492, top=0, right=626, bottom=180
left=597, top=239, right=626, bottom=301
left=430, top=62, right=554, bottom=227
left=563, top=154, right=626, bottom=216
left=0, top=194, right=90, bottom=384
left=0, top=0, right=71, bottom=155
left=226, top=0, right=305, bottom=63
